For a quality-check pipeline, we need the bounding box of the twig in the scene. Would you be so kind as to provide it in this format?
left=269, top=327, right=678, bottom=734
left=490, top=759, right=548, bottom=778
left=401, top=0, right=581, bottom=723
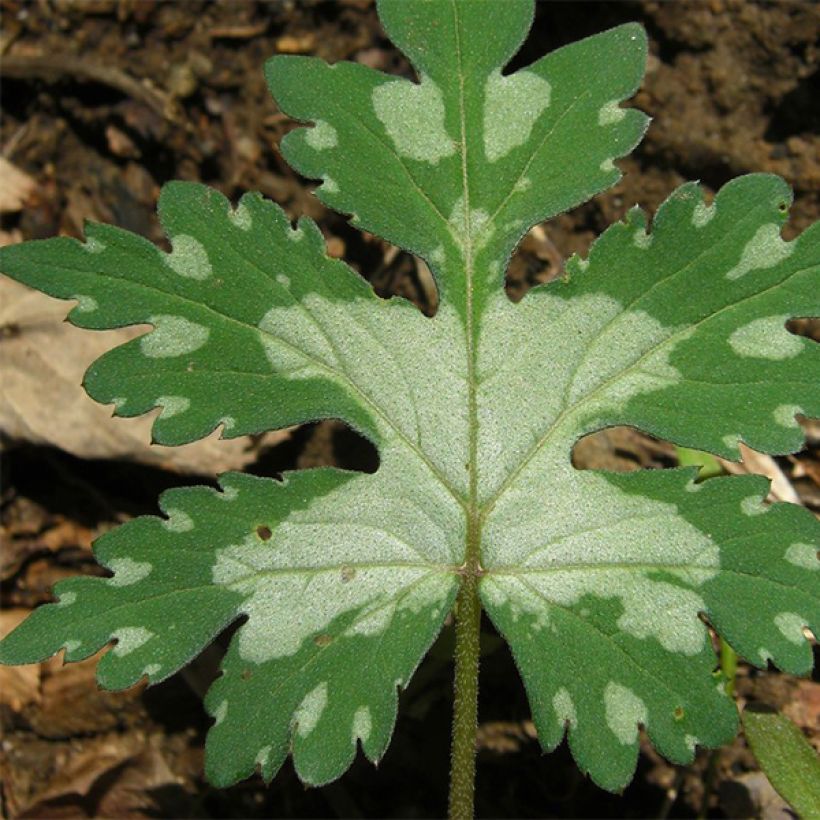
left=208, top=22, right=268, bottom=40
left=658, top=767, right=686, bottom=820
left=1, top=121, right=31, bottom=159
left=1, top=53, right=179, bottom=122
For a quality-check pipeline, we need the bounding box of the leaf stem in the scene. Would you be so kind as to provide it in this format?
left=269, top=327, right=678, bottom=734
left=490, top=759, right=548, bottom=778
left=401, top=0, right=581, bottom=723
left=719, top=638, right=738, bottom=698
left=699, top=637, right=740, bottom=818
left=449, top=560, right=482, bottom=820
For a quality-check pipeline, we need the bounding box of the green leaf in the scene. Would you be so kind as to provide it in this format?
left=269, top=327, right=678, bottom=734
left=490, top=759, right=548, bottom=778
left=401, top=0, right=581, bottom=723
left=1, top=0, right=818, bottom=796
left=0, top=185, right=387, bottom=447
left=0, top=470, right=458, bottom=786
left=742, top=708, right=820, bottom=818
left=267, top=0, right=648, bottom=316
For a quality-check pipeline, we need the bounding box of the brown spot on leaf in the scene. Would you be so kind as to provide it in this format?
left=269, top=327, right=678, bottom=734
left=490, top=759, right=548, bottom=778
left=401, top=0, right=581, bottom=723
left=341, top=565, right=356, bottom=583
left=314, top=634, right=333, bottom=647
left=256, top=525, right=272, bottom=541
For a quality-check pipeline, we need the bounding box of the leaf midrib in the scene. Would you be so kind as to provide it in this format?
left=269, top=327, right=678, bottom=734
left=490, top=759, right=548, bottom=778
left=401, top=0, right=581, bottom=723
left=451, top=0, right=482, bottom=576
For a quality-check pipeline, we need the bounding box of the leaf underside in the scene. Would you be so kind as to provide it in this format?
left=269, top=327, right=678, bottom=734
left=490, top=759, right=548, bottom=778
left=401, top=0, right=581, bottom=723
left=1, top=0, right=818, bottom=795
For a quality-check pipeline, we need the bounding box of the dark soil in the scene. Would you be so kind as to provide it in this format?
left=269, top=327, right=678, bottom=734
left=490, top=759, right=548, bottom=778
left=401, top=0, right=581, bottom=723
left=1, top=1, right=818, bottom=818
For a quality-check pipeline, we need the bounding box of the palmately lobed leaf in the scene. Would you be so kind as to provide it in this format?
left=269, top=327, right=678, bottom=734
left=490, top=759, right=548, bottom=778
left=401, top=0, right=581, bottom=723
left=0, top=0, right=818, bottom=798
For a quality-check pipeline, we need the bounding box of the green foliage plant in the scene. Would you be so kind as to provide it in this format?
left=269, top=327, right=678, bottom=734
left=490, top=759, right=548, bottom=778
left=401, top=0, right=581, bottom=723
left=742, top=707, right=820, bottom=817
left=1, top=2, right=818, bottom=817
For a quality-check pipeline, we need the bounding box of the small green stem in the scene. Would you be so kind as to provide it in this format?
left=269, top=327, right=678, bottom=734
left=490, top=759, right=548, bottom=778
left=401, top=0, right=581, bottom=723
left=449, top=564, right=482, bottom=819
left=675, top=446, right=723, bottom=481
left=699, top=639, right=740, bottom=817
left=720, top=639, right=738, bottom=698
left=676, top=446, right=738, bottom=818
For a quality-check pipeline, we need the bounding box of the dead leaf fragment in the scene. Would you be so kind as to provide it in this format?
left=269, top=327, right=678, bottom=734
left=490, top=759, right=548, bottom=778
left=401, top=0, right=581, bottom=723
left=275, top=32, right=317, bottom=54
left=8, top=733, right=189, bottom=818
left=0, top=278, right=290, bottom=474
left=0, top=229, right=24, bottom=247
left=0, top=157, right=35, bottom=212
left=476, top=720, right=537, bottom=753
left=718, top=771, right=793, bottom=820
left=105, top=124, right=141, bottom=158
left=719, top=442, right=801, bottom=505
left=0, top=609, right=42, bottom=711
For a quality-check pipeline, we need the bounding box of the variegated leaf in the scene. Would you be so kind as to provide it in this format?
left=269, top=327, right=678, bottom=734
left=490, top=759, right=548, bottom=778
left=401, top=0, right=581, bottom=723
left=0, top=0, right=817, bottom=795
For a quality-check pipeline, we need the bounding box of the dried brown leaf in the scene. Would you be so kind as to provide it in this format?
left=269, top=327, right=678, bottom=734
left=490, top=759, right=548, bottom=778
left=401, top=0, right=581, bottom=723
left=0, top=278, right=290, bottom=474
